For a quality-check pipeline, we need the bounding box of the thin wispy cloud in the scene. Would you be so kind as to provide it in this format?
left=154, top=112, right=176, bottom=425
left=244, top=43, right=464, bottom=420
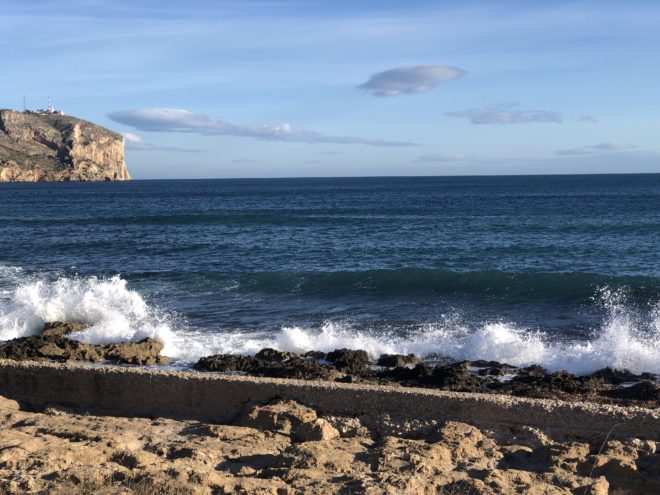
left=358, top=65, right=466, bottom=97
left=231, top=158, right=259, bottom=163
left=573, top=115, right=598, bottom=123
left=415, top=153, right=472, bottom=162
left=555, top=142, right=636, bottom=156
left=110, top=108, right=418, bottom=147
left=446, top=103, right=563, bottom=125
left=122, top=132, right=199, bottom=153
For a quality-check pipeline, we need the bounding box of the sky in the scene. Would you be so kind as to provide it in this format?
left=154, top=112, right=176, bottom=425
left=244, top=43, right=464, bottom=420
left=1, top=0, right=659, bottom=179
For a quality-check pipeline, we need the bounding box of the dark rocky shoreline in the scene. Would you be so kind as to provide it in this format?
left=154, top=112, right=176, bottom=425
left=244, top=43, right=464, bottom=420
left=1, top=321, right=658, bottom=407
left=0, top=321, right=167, bottom=365
left=193, top=348, right=660, bottom=406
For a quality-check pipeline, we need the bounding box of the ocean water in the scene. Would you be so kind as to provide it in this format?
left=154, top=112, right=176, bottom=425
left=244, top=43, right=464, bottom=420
left=1, top=175, right=659, bottom=375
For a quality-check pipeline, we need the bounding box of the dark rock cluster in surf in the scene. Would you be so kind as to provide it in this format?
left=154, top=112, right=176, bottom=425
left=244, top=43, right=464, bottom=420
left=0, top=321, right=167, bottom=365
left=193, top=348, right=660, bottom=406
left=1, top=321, right=657, bottom=406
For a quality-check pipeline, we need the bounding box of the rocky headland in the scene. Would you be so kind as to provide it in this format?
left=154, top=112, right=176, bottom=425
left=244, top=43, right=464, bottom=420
left=0, top=110, right=131, bottom=182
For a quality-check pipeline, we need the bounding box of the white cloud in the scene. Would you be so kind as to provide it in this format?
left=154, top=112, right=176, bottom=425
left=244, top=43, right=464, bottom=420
left=122, top=132, right=199, bottom=152
left=111, top=108, right=417, bottom=147
left=358, top=65, right=465, bottom=97
left=555, top=142, right=636, bottom=156
left=415, top=153, right=472, bottom=162
left=446, top=103, right=563, bottom=125
left=123, top=132, right=144, bottom=145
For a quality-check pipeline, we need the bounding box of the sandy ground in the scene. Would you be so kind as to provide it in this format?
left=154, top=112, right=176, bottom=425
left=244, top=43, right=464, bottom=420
left=1, top=394, right=659, bottom=494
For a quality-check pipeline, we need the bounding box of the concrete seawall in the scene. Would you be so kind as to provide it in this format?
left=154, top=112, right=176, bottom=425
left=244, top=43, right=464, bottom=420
left=1, top=359, right=658, bottom=441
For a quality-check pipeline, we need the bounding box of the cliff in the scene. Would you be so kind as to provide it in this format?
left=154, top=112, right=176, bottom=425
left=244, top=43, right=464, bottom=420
left=0, top=109, right=131, bottom=182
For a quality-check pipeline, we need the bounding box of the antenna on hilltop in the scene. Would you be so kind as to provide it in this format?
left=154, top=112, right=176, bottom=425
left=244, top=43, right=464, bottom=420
left=23, top=94, right=26, bottom=112
left=34, top=96, right=63, bottom=115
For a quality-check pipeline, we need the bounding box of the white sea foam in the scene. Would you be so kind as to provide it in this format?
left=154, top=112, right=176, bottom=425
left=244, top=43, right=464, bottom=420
left=179, top=307, right=660, bottom=375
left=272, top=322, right=550, bottom=368
left=1, top=269, right=659, bottom=375
left=0, top=273, right=179, bottom=356
left=259, top=312, right=660, bottom=375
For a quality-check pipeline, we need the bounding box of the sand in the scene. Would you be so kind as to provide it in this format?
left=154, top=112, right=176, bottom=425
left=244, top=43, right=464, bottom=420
left=1, top=362, right=660, bottom=494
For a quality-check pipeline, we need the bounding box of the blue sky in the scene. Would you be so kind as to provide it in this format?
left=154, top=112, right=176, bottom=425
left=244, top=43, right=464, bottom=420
left=1, top=0, right=659, bottom=178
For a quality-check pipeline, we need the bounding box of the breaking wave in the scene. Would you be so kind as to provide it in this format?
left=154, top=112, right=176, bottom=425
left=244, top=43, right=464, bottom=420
left=269, top=301, right=660, bottom=375
left=0, top=271, right=180, bottom=356
left=1, top=268, right=659, bottom=375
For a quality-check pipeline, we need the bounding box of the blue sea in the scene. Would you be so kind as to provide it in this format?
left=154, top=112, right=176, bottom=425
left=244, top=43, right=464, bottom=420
left=1, top=175, right=659, bottom=374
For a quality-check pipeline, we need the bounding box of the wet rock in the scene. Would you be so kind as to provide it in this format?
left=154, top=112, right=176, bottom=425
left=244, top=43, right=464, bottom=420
left=377, top=363, right=433, bottom=384
left=192, top=347, right=660, bottom=407
left=0, top=323, right=167, bottom=365
left=518, top=364, right=548, bottom=379
left=477, top=363, right=513, bottom=376
left=254, top=348, right=297, bottom=362
left=470, top=359, right=511, bottom=368
left=503, top=367, right=579, bottom=397
left=544, top=370, right=580, bottom=393
left=41, top=321, right=88, bottom=338
left=256, top=357, right=334, bottom=380
left=378, top=362, right=486, bottom=391
left=325, top=349, right=371, bottom=375
left=193, top=352, right=335, bottom=380
left=101, top=338, right=167, bottom=366
left=376, top=353, right=420, bottom=368
left=426, top=363, right=484, bottom=392
left=0, top=335, right=97, bottom=362
left=193, top=354, right=256, bottom=372
left=606, top=381, right=660, bottom=401
left=301, top=351, right=326, bottom=360
left=588, top=367, right=641, bottom=385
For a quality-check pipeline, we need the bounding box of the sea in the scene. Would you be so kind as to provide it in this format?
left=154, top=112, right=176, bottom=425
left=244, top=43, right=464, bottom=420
left=1, top=174, right=659, bottom=375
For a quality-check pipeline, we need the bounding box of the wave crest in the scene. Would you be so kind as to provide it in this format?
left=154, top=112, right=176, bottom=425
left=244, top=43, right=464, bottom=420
left=0, top=274, right=178, bottom=356
left=1, top=268, right=659, bottom=375
left=218, top=268, right=660, bottom=301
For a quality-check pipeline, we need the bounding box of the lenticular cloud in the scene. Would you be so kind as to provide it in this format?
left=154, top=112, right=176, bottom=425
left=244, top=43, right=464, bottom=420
left=358, top=65, right=466, bottom=97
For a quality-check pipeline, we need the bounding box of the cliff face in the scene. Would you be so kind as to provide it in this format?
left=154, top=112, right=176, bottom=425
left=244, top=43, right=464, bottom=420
left=0, top=110, right=131, bottom=182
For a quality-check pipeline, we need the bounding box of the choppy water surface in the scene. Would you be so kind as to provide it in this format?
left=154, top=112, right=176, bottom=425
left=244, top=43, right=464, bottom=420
left=1, top=175, right=659, bottom=374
